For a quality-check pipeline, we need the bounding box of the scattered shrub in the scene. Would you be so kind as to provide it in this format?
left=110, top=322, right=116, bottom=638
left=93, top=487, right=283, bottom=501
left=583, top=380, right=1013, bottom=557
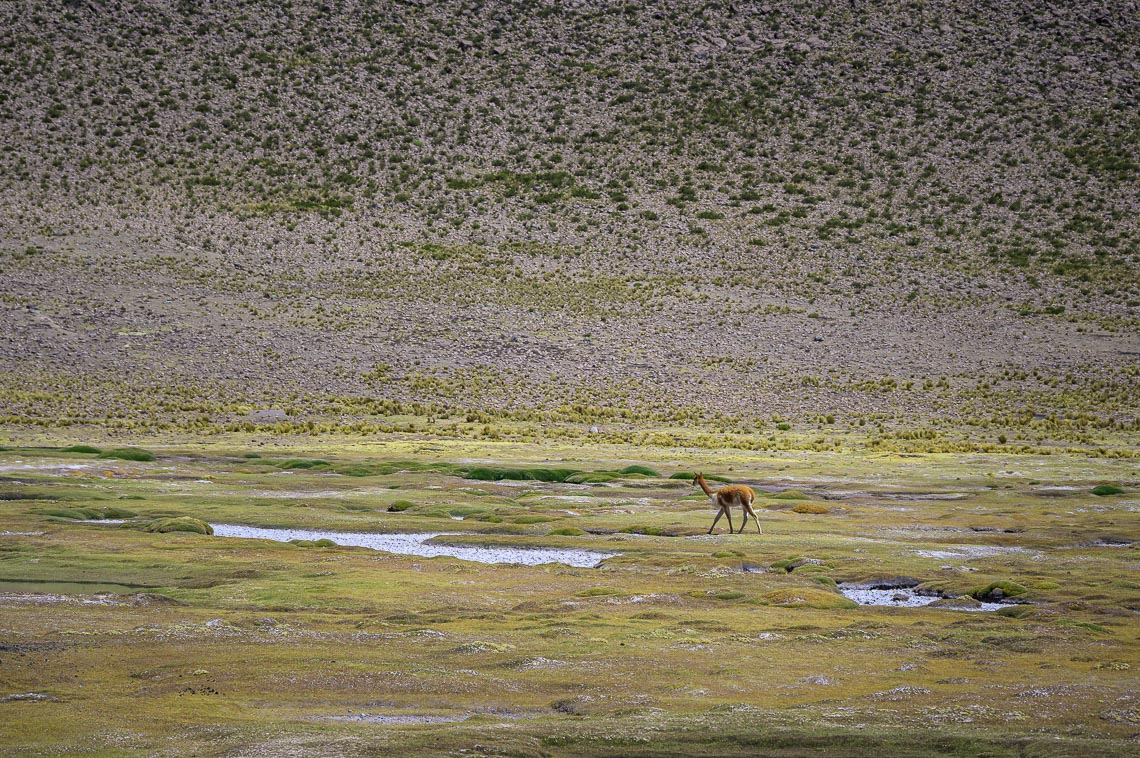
left=1091, top=484, right=1125, bottom=496
left=387, top=500, right=415, bottom=512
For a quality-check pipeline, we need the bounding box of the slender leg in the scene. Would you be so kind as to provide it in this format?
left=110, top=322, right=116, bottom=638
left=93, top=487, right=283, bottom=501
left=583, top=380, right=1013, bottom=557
left=738, top=508, right=748, bottom=534
left=749, top=503, right=762, bottom=534
left=725, top=506, right=734, bottom=534
left=708, top=508, right=725, bottom=534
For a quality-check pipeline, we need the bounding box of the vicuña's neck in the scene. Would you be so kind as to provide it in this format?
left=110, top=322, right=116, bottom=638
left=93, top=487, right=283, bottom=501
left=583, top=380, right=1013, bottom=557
left=696, top=476, right=714, bottom=496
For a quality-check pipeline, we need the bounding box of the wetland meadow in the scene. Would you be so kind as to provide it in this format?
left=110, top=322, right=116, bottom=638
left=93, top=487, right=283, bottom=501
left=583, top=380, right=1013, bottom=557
left=0, top=437, right=1136, bottom=756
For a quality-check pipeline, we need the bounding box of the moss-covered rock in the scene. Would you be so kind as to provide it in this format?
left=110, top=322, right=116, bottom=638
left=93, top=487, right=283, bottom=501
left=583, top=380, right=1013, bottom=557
left=143, top=517, right=213, bottom=535
left=970, top=580, right=1027, bottom=601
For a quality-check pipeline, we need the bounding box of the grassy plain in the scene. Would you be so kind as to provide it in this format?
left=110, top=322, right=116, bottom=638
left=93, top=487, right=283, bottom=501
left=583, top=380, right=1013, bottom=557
left=0, top=435, right=1136, bottom=756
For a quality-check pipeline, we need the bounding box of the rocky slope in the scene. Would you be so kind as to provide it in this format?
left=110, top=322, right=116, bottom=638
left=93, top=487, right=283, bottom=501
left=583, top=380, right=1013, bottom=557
left=1, top=0, right=1137, bottom=444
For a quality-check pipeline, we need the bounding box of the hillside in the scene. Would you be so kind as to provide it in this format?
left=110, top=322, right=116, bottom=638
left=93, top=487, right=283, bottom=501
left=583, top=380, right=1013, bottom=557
left=1, top=0, right=1137, bottom=451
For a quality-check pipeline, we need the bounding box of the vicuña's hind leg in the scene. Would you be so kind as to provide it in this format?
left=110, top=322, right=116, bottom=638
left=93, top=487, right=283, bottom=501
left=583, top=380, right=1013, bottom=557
left=748, top=504, right=762, bottom=534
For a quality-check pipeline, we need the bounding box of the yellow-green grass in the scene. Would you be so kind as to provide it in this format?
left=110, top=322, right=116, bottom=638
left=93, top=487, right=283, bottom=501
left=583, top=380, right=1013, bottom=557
left=0, top=438, right=1136, bottom=755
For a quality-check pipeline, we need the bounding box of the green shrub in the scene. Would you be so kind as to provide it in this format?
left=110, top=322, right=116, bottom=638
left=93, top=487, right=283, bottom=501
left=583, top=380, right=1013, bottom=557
left=61, top=445, right=102, bottom=454
left=99, top=447, right=156, bottom=462
left=769, top=490, right=809, bottom=500
left=1091, top=484, right=1125, bottom=496
left=290, top=539, right=316, bottom=547
left=313, top=538, right=337, bottom=547
left=242, top=452, right=262, bottom=459
left=387, top=500, right=415, bottom=512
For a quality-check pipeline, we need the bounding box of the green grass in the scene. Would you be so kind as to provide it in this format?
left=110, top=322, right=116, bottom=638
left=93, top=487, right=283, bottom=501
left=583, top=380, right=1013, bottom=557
left=60, top=445, right=102, bottom=454
left=98, top=447, right=157, bottom=462
left=0, top=433, right=1137, bottom=756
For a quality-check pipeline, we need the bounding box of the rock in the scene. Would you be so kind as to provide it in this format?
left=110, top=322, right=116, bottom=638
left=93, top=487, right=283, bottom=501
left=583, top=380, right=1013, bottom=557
left=0, top=693, right=59, bottom=702
left=130, top=592, right=185, bottom=606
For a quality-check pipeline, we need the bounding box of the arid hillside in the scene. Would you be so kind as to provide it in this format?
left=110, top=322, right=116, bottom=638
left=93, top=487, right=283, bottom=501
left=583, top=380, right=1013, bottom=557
left=1, top=0, right=1137, bottom=450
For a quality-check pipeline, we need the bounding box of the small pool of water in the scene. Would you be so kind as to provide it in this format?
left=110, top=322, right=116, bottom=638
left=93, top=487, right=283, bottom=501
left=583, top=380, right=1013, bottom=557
left=839, top=585, right=1005, bottom=611
left=0, top=579, right=147, bottom=595
left=211, top=524, right=615, bottom=568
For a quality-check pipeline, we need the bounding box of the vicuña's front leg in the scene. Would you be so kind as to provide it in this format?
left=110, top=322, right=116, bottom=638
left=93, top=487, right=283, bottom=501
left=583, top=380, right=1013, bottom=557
left=708, top=507, right=725, bottom=534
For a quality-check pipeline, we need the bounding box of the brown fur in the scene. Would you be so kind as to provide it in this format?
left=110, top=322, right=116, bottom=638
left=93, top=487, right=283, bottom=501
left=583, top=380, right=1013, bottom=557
left=694, top=473, right=762, bottom=535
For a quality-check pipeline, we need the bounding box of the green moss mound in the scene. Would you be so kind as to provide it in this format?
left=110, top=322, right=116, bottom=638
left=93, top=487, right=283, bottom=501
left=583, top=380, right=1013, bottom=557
left=143, top=517, right=213, bottom=535
left=1091, top=484, right=1125, bottom=496
left=465, top=467, right=581, bottom=482
left=670, top=472, right=731, bottom=482
left=98, top=447, right=156, bottom=462
left=619, top=465, right=660, bottom=477
left=33, top=506, right=137, bottom=520
left=387, top=500, right=415, bottom=512
left=279, top=459, right=330, bottom=470
left=565, top=472, right=617, bottom=484
left=61, top=445, right=102, bottom=454
left=970, top=580, right=1028, bottom=601
left=761, top=587, right=857, bottom=609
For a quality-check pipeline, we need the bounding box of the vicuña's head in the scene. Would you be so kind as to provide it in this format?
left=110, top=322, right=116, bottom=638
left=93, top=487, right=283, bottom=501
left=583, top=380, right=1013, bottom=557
left=694, top=472, right=705, bottom=486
